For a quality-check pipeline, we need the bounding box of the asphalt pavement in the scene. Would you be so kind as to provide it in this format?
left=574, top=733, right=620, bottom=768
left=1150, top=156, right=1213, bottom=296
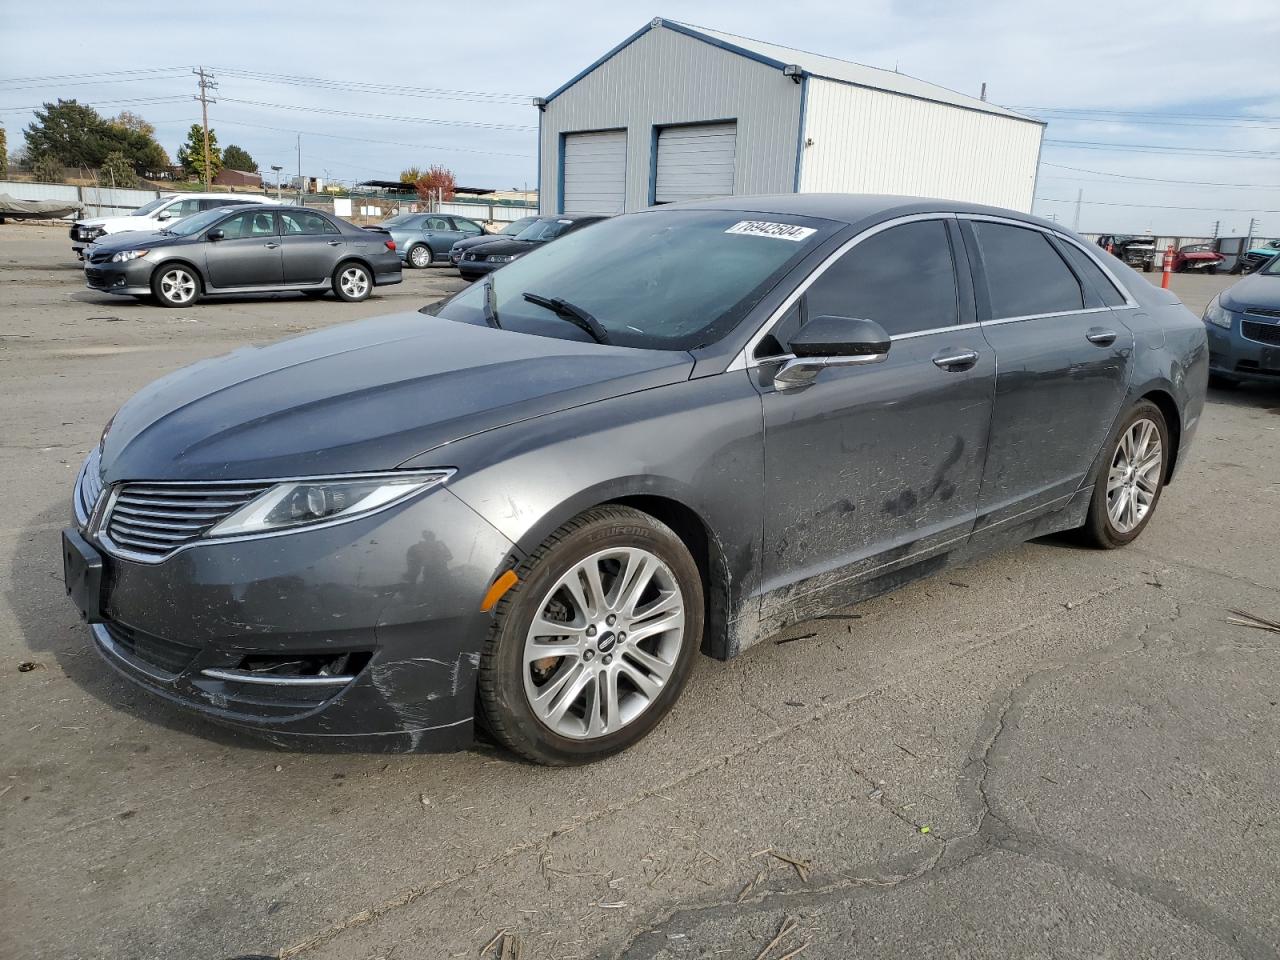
left=1, top=225, right=1277, bottom=960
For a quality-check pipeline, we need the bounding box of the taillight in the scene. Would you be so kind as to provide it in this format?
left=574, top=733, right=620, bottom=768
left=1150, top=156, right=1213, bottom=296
left=385, top=239, right=396, bottom=252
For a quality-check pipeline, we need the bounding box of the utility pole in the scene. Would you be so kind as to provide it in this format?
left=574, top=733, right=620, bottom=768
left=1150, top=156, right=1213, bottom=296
left=1245, top=217, right=1256, bottom=248
left=1072, top=188, right=1083, bottom=231
left=193, top=67, right=217, bottom=190
left=296, top=133, right=302, bottom=203
left=1211, top=220, right=1220, bottom=239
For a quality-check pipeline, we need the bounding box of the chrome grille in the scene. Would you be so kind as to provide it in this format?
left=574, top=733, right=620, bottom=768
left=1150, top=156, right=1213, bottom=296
left=1242, top=321, right=1280, bottom=347
left=1244, top=306, right=1280, bottom=320
left=104, top=480, right=273, bottom=561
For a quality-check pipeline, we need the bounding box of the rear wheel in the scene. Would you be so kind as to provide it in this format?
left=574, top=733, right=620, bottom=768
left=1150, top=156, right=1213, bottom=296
left=408, top=244, right=432, bottom=268
left=1078, top=401, right=1168, bottom=548
left=478, top=506, right=703, bottom=765
left=333, top=262, right=372, bottom=302
left=152, top=265, right=200, bottom=308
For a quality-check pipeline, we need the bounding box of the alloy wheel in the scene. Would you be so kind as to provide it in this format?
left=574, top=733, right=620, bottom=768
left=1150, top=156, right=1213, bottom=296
left=1105, top=417, right=1162, bottom=533
left=159, top=268, right=196, bottom=304
left=339, top=266, right=370, bottom=299
left=410, top=245, right=431, bottom=268
left=522, top=547, right=685, bottom=740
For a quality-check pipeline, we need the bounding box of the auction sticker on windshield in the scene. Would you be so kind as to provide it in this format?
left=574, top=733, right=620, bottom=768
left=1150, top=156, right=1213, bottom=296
left=724, top=221, right=817, bottom=242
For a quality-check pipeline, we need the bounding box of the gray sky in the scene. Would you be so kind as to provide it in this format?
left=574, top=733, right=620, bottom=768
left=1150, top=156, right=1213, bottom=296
left=2, top=0, right=1277, bottom=235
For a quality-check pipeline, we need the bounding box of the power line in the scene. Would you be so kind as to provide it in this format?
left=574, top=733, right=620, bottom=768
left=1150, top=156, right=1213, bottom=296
left=1036, top=196, right=1280, bottom=213
left=213, top=67, right=532, bottom=105
left=0, top=66, right=191, bottom=86
left=1028, top=113, right=1280, bottom=131
left=1012, top=105, right=1280, bottom=123
left=0, top=95, right=189, bottom=113
left=191, top=115, right=535, bottom=160
left=1041, top=161, right=1280, bottom=190
left=1044, top=139, right=1279, bottom=157
left=218, top=97, right=537, bottom=131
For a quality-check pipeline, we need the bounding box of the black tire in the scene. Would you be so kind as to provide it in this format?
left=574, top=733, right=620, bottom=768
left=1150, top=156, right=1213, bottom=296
left=407, top=244, right=432, bottom=269
left=1207, top=265, right=1219, bottom=275
left=478, top=505, right=704, bottom=765
left=1077, top=400, right=1169, bottom=549
left=1209, top=373, right=1240, bottom=390
left=151, top=263, right=201, bottom=308
left=332, top=262, right=372, bottom=302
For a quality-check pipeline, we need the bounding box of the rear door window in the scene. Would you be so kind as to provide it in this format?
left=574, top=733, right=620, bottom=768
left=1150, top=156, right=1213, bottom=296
left=973, top=222, right=1084, bottom=319
left=1057, top=241, right=1128, bottom=308
left=281, top=210, right=339, bottom=235
left=803, top=219, right=959, bottom=337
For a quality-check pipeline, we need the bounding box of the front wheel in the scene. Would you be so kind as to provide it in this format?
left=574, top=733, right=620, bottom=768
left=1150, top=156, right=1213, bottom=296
left=152, top=265, right=200, bottom=308
left=1078, top=401, right=1169, bottom=548
left=333, top=262, right=372, bottom=302
left=478, top=506, right=704, bottom=765
left=407, top=244, right=432, bottom=268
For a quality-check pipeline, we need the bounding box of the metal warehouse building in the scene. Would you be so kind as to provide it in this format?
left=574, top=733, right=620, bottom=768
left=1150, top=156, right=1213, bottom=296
left=537, top=18, right=1044, bottom=216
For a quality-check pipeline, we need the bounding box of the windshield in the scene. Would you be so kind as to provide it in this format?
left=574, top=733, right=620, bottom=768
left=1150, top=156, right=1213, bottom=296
left=430, top=209, right=834, bottom=350
left=1262, top=253, right=1280, bottom=275
left=164, top=208, right=230, bottom=237
left=500, top=216, right=538, bottom=236
left=513, top=217, right=578, bottom=242
left=131, top=197, right=173, bottom=217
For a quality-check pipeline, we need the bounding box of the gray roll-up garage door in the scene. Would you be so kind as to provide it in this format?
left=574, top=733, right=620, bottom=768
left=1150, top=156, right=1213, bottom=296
left=561, top=130, right=627, bottom=215
left=654, top=122, right=737, bottom=204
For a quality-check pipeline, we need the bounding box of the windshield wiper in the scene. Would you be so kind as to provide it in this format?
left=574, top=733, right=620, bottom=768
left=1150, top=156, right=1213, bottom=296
left=521, top=292, right=610, bottom=344
left=483, top=278, right=501, bottom=329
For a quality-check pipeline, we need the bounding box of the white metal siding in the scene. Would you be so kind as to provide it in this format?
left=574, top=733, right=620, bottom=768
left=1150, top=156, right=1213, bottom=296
left=561, top=130, right=627, bottom=214
left=655, top=122, right=737, bottom=203
left=798, top=78, right=1043, bottom=212
left=540, top=25, right=801, bottom=213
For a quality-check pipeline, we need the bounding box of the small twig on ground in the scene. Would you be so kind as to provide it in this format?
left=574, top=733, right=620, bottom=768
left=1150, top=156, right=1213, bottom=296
left=737, top=869, right=766, bottom=902
left=777, top=944, right=811, bottom=960
left=1227, top=610, right=1280, bottom=634
left=774, top=633, right=817, bottom=645
left=479, top=929, right=507, bottom=958
left=894, top=743, right=920, bottom=759
left=753, top=848, right=812, bottom=882
left=753, top=916, right=798, bottom=960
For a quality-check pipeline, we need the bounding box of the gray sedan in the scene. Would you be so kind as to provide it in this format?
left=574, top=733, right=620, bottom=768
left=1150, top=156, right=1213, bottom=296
left=62, top=194, right=1207, bottom=763
left=380, top=212, right=486, bottom=268
left=83, top=205, right=402, bottom=306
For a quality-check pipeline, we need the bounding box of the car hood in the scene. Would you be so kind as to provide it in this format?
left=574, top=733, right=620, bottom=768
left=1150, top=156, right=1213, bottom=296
left=1222, top=272, right=1280, bottom=311
left=89, top=229, right=181, bottom=251
left=452, top=233, right=504, bottom=252
left=77, top=215, right=150, bottom=231
left=100, top=311, right=694, bottom=482
left=466, top=238, right=536, bottom=257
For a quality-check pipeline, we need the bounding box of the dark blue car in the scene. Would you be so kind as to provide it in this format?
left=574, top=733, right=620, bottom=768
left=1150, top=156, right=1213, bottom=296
left=1203, top=256, right=1280, bottom=386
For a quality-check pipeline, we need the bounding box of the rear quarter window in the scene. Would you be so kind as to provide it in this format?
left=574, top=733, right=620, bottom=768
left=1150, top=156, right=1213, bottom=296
left=973, top=222, right=1085, bottom=319
left=1057, top=241, right=1129, bottom=308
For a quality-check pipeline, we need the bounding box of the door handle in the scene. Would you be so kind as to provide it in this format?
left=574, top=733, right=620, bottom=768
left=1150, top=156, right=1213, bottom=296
left=931, top=348, right=979, bottom=371
left=1086, top=327, right=1118, bottom=346
left=327, top=240, right=342, bottom=246
left=264, top=242, right=280, bottom=249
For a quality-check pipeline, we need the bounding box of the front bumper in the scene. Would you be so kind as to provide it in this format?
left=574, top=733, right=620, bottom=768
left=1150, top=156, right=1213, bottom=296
left=84, top=258, right=154, bottom=296
left=457, top=259, right=502, bottom=280
left=67, top=464, right=515, bottom=752
left=1206, top=314, right=1280, bottom=383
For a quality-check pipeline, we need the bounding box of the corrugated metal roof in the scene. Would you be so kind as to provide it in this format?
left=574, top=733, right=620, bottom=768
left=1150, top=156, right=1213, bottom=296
left=669, top=20, right=1036, bottom=123
left=543, top=18, right=1037, bottom=125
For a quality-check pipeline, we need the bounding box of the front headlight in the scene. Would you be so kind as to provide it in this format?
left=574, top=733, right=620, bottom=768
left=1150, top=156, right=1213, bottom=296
left=486, top=255, right=515, bottom=263
left=1203, top=295, right=1232, bottom=329
left=110, top=249, right=149, bottom=262
left=207, top=470, right=453, bottom=538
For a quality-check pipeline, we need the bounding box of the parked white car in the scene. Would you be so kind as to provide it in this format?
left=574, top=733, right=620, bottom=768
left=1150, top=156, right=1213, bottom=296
left=69, top=193, right=275, bottom=257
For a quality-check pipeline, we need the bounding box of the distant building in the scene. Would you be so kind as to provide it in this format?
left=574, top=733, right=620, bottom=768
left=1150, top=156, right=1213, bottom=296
left=537, top=18, right=1044, bottom=215
left=214, top=168, right=263, bottom=188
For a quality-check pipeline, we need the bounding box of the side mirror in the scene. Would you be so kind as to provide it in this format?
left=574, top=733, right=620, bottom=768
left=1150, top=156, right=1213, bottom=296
left=156, top=210, right=173, bottom=221
left=207, top=228, right=225, bottom=241
left=774, top=315, right=890, bottom=389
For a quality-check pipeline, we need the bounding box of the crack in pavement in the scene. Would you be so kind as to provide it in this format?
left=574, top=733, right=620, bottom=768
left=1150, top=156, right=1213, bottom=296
left=614, top=597, right=1274, bottom=960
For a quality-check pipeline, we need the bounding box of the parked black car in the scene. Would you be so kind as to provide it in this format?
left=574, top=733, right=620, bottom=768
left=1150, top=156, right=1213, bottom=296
left=63, top=194, right=1207, bottom=764
left=456, top=214, right=606, bottom=280
left=83, top=205, right=402, bottom=307
left=449, top=215, right=539, bottom=266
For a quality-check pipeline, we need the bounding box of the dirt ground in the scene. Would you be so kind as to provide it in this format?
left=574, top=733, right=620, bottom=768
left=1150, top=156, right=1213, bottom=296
left=1, top=223, right=1278, bottom=960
